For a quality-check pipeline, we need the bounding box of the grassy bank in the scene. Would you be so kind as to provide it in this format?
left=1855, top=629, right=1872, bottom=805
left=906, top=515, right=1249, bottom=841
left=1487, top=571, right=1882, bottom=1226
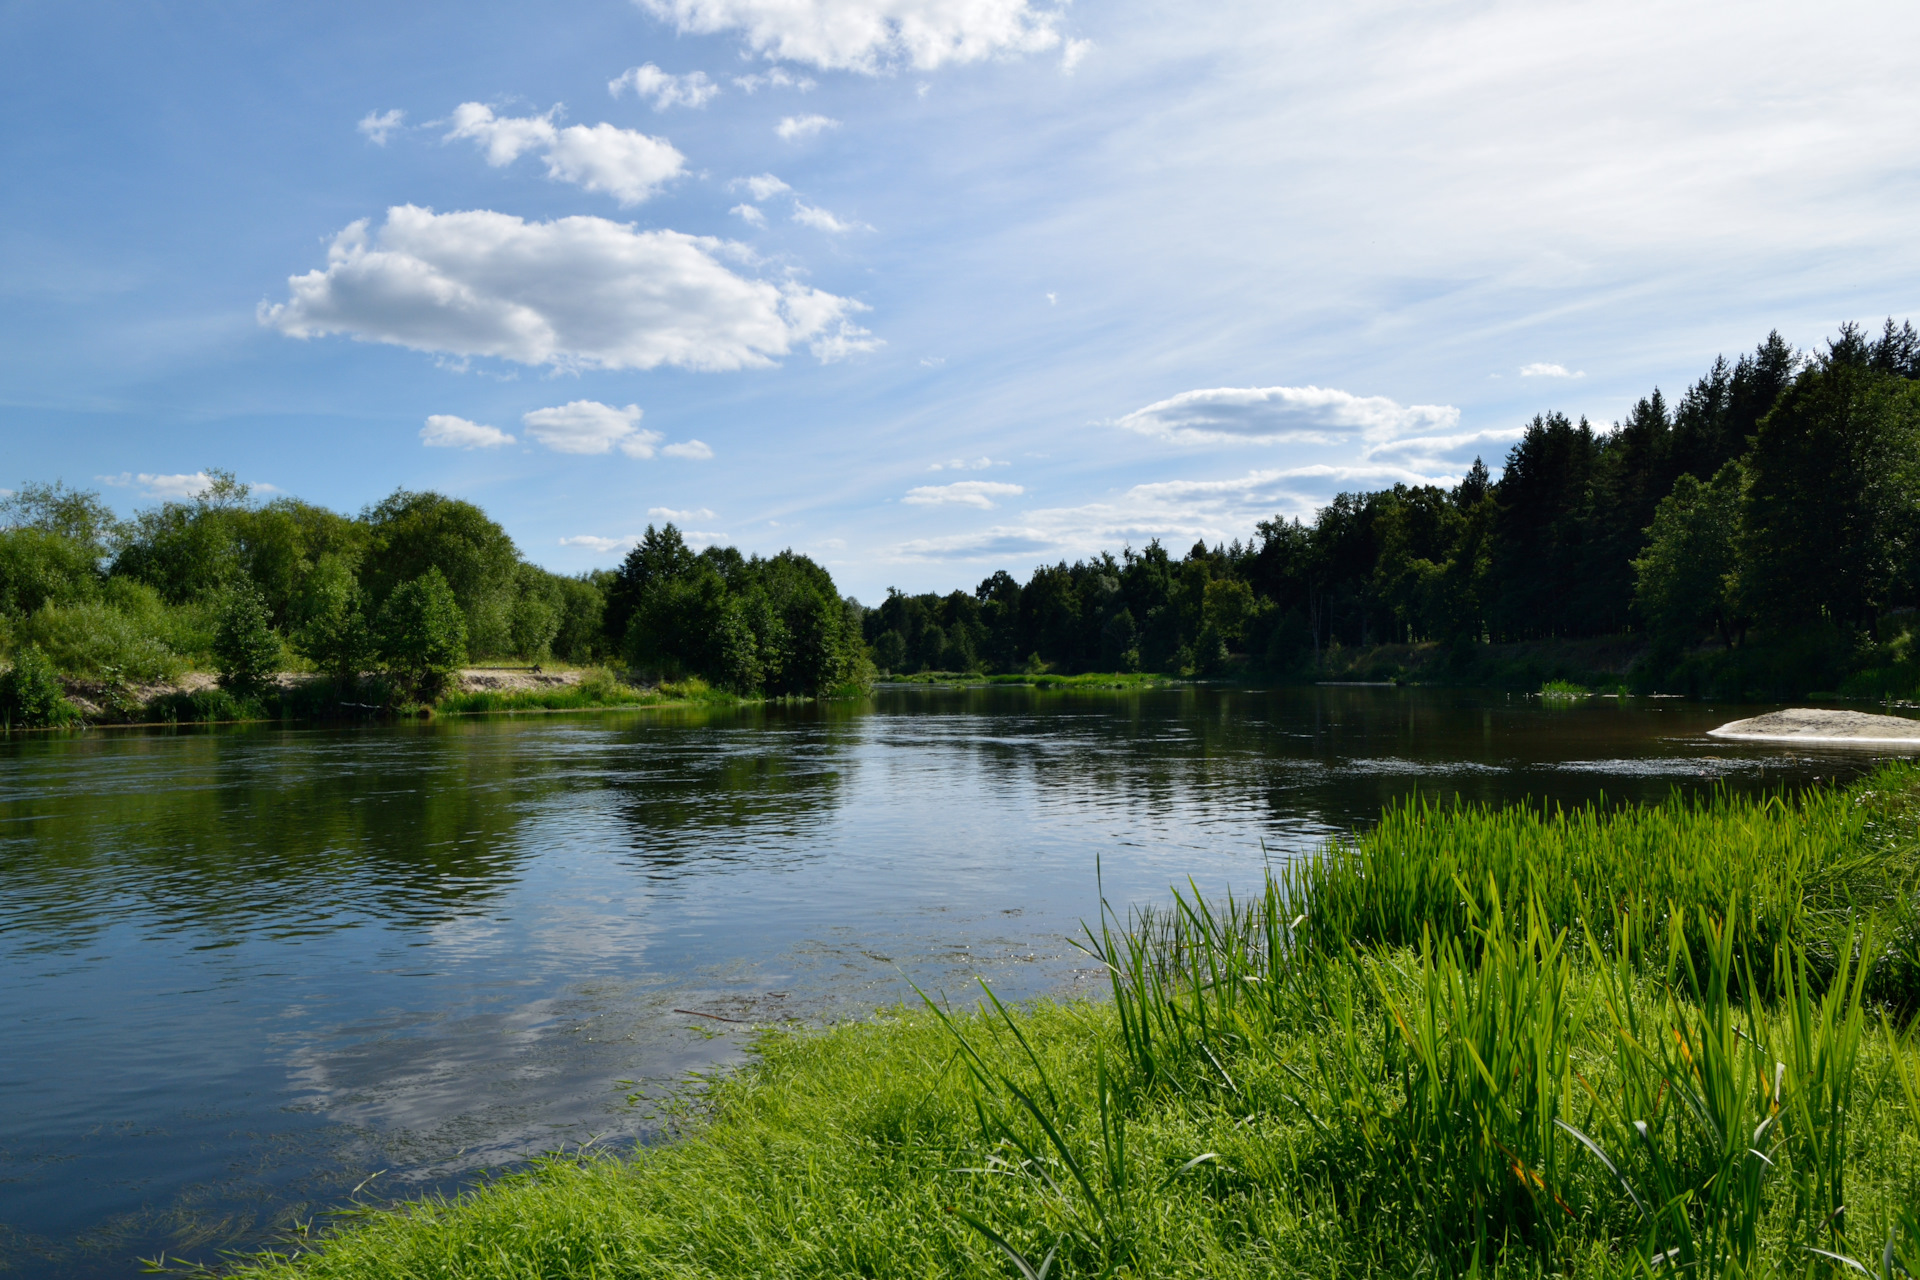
left=218, top=769, right=1920, bottom=1279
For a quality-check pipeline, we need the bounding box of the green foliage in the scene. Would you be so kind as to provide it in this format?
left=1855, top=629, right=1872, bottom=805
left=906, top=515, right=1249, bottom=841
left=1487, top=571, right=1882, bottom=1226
left=507, top=563, right=562, bottom=663
left=110, top=468, right=252, bottom=602
left=614, top=525, right=865, bottom=696
left=213, top=584, right=282, bottom=697
left=373, top=567, right=467, bottom=700
left=1633, top=463, right=1744, bottom=648
left=0, top=645, right=80, bottom=728
left=550, top=573, right=607, bottom=663
left=17, top=595, right=184, bottom=681
left=0, top=526, right=102, bottom=615
left=361, top=490, right=520, bottom=657
left=1743, top=350, right=1920, bottom=630
left=292, top=553, right=372, bottom=683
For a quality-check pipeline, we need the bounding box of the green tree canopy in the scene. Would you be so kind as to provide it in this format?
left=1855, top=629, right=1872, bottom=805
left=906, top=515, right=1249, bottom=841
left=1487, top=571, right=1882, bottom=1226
left=374, top=567, right=468, bottom=700
left=1742, top=355, right=1920, bottom=630
left=361, top=490, right=519, bottom=655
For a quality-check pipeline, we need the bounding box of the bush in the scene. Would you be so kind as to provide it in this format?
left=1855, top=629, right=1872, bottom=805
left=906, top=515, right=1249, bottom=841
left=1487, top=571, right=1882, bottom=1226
left=18, top=599, right=182, bottom=682
left=213, top=585, right=282, bottom=697
left=0, top=645, right=80, bottom=728
left=374, top=567, right=467, bottom=701
left=292, top=554, right=372, bottom=683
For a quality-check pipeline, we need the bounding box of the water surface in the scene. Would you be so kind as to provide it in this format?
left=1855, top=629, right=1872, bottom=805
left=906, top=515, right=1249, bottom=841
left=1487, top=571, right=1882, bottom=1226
left=0, top=686, right=1901, bottom=1276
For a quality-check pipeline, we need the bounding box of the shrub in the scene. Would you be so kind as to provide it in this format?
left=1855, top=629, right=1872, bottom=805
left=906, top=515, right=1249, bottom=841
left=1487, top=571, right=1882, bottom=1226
left=213, top=585, right=282, bottom=697
left=0, top=645, right=80, bottom=728
left=374, top=567, right=467, bottom=701
left=292, top=554, right=372, bottom=683
left=18, top=599, right=182, bottom=681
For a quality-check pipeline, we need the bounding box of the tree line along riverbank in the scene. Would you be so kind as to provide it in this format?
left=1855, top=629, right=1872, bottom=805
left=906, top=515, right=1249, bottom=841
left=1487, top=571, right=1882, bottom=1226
left=207, top=764, right=1920, bottom=1279
left=6, top=317, right=1920, bottom=727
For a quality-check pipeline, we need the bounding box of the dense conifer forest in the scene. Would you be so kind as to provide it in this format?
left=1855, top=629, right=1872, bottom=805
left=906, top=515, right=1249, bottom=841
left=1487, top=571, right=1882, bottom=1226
left=864, top=320, right=1920, bottom=696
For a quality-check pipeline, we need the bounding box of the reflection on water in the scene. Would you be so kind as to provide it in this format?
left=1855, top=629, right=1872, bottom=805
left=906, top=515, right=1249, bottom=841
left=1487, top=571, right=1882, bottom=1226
left=0, top=687, right=1901, bottom=1277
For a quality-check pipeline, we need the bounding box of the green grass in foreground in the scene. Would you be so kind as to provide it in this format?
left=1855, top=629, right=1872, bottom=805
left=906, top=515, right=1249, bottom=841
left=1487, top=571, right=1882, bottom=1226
left=218, top=769, right=1920, bottom=1279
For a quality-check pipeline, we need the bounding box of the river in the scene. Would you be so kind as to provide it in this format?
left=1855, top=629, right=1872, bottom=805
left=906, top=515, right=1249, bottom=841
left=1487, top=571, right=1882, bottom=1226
left=0, top=686, right=1897, bottom=1277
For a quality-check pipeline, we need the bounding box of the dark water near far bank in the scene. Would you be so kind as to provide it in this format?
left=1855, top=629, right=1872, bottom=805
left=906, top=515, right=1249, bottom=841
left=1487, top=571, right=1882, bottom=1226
left=0, top=686, right=1908, bottom=1277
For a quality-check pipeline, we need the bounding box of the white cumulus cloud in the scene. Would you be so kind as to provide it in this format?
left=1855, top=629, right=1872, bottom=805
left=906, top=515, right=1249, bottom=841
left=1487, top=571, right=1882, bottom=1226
left=792, top=201, right=870, bottom=233
left=648, top=506, right=715, bottom=520
left=730, top=203, right=767, bottom=226
left=776, top=114, right=838, bottom=141
left=902, top=480, right=1024, bottom=509
left=633, top=0, right=1064, bottom=72
left=663, top=439, right=715, bottom=460
left=1520, top=362, right=1584, bottom=378
left=1116, top=385, right=1460, bottom=447
left=261, top=205, right=875, bottom=371
left=420, top=414, right=515, bottom=448
left=522, top=401, right=662, bottom=456
left=445, top=103, right=685, bottom=205
left=736, top=173, right=791, bottom=200
left=928, top=456, right=1001, bottom=471
left=608, top=64, right=720, bottom=109
left=358, top=109, right=405, bottom=145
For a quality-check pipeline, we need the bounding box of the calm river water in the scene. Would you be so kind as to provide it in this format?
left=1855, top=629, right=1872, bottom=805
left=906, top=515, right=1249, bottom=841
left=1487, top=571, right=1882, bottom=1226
left=0, top=686, right=1904, bottom=1276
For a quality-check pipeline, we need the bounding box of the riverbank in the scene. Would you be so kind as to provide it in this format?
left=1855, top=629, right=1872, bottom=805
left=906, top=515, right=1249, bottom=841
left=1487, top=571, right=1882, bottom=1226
left=53, top=666, right=739, bottom=727
left=220, top=765, right=1920, bottom=1279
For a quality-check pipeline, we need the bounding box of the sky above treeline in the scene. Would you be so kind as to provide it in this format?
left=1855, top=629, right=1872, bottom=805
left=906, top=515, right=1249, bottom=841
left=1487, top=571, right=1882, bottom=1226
left=3, top=0, right=1917, bottom=601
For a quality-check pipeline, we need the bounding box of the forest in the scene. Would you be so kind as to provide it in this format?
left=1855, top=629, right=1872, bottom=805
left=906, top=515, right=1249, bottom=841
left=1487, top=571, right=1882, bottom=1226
left=864, top=320, right=1920, bottom=697
left=3, top=319, right=1918, bottom=723
left=0, top=478, right=866, bottom=721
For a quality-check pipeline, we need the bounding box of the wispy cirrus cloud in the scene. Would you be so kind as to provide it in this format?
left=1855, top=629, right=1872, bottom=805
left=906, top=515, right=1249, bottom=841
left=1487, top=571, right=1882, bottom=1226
left=902, top=480, right=1024, bottom=509
left=894, top=464, right=1472, bottom=562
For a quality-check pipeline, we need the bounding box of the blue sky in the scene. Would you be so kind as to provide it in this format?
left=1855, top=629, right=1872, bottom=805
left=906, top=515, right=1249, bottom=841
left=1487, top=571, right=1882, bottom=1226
left=4, top=0, right=1917, bottom=601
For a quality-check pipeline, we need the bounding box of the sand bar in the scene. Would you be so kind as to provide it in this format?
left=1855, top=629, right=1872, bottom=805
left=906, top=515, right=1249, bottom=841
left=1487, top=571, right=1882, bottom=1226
left=1708, top=707, right=1920, bottom=745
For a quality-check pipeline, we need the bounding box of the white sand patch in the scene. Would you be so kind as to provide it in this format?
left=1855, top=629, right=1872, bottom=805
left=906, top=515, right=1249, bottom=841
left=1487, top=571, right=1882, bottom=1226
left=1708, top=707, right=1920, bottom=745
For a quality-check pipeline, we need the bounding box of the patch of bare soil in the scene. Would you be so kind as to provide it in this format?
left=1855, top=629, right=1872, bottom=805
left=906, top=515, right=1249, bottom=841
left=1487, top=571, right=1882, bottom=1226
left=455, top=667, right=584, bottom=693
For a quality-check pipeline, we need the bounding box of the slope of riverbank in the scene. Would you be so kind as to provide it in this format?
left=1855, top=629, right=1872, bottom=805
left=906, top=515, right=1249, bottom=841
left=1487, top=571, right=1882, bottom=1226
left=54, top=666, right=737, bottom=726
left=226, top=766, right=1920, bottom=1279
